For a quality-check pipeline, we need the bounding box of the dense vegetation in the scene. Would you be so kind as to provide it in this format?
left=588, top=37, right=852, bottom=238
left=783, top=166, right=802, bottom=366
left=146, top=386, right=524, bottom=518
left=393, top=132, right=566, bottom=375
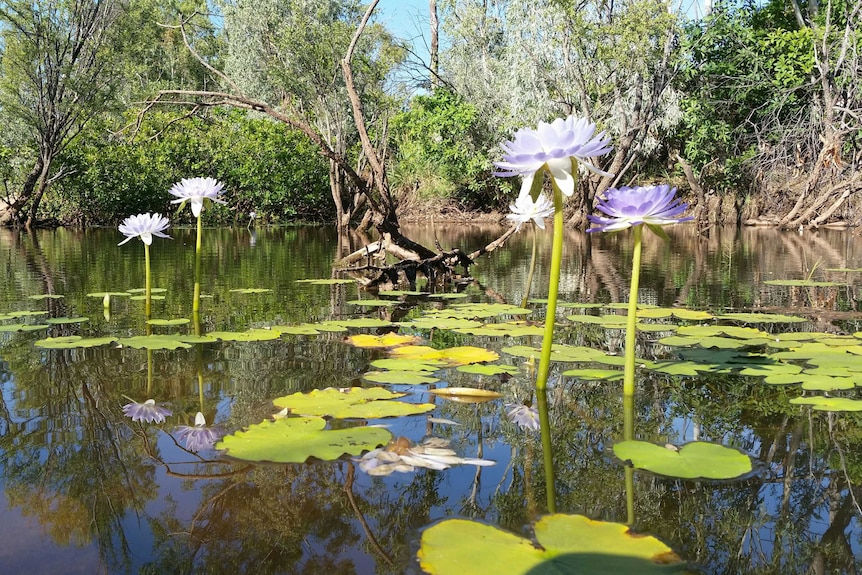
left=0, top=0, right=858, bottom=229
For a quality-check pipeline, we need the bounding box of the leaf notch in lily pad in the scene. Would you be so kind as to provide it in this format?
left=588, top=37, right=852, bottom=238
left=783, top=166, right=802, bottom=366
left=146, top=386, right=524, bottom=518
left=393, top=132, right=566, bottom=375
left=272, top=386, right=435, bottom=419
left=613, top=440, right=753, bottom=480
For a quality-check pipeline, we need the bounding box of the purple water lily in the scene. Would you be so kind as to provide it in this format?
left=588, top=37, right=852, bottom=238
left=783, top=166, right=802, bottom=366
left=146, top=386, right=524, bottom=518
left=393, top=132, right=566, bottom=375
left=587, top=184, right=693, bottom=233
left=174, top=412, right=224, bottom=452
left=495, top=115, right=613, bottom=197
left=505, top=403, right=541, bottom=431
left=122, top=399, right=172, bottom=424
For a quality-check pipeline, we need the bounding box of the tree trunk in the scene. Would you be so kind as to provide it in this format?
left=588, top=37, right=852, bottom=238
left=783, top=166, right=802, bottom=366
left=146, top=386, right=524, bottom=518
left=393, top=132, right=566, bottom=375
left=429, top=0, right=439, bottom=87
left=25, top=155, right=54, bottom=229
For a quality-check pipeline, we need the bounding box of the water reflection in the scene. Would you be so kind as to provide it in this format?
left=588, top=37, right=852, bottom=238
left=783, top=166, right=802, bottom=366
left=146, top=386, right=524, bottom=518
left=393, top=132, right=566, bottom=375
left=0, top=225, right=860, bottom=573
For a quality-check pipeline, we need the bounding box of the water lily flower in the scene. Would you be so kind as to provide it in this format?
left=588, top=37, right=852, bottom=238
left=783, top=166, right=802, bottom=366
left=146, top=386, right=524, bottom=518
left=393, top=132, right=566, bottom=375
left=174, top=412, right=224, bottom=451
left=169, top=177, right=227, bottom=217
left=495, top=115, right=613, bottom=197
left=118, top=213, right=171, bottom=246
left=505, top=403, right=541, bottom=431
left=506, top=192, right=555, bottom=231
left=356, top=437, right=494, bottom=476
left=122, top=399, right=172, bottom=424
left=587, top=184, right=693, bottom=233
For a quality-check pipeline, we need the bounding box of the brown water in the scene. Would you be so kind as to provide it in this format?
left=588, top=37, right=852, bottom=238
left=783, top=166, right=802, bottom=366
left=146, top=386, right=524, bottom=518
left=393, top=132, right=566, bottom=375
left=0, top=224, right=860, bottom=574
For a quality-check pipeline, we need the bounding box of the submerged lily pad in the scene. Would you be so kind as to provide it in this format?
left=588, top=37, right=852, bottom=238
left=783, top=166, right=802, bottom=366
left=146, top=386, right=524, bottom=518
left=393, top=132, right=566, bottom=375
left=418, top=514, right=685, bottom=575
left=613, top=440, right=753, bottom=480
left=272, top=387, right=435, bottom=419
left=216, top=416, right=391, bottom=463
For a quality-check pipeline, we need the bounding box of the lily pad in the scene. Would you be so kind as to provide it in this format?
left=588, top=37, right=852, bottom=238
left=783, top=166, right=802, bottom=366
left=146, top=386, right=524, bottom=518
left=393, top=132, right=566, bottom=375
left=502, top=344, right=611, bottom=363
left=116, top=335, right=193, bottom=350
left=322, top=318, right=392, bottom=329
left=295, top=278, right=356, bottom=285
left=789, top=396, right=862, bottom=411
left=562, top=368, right=624, bottom=381
left=764, top=279, right=841, bottom=287
left=417, top=514, right=685, bottom=575
left=389, top=345, right=499, bottom=366
left=229, top=288, right=272, bottom=294
left=0, top=310, right=49, bottom=318
left=715, top=312, right=808, bottom=323
left=216, top=416, right=391, bottom=463
left=34, top=336, right=116, bottom=349
left=272, top=387, right=436, bottom=419
left=454, top=322, right=545, bottom=337
left=146, top=318, right=190, bottom=326
left=345, top=333, right=421, bottom=348
left=427, top=387, right=503, bottom=399
left=346, top=299, right=397, bottom=307
left=207, top=329, right=281, bottom=342
left=613, top=440, right=753, bottom=480
left=130, top=295, right=166, bottom=301
left=127, top=287, right=167, bottom=294
left=269, top=324, right=321, bottom=335
left=0, top=324, right=50, bottom=332
left=370, top=358, right=446, bottom=372
left=456, top=364, right=519, bottom=376
left=45, top=316, right=89, bottom=325
left=87, top=291, right=131, bottom=298
left=363, top=370, right=441, bottom=385
left=28, top=294, right=64, bottom=300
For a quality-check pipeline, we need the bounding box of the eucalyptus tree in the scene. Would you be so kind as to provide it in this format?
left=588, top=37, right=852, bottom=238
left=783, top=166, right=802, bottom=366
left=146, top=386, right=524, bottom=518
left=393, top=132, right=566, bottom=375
left=439, top=0, right=682, bottom=227
left=0, top=0, right=123, bottom=228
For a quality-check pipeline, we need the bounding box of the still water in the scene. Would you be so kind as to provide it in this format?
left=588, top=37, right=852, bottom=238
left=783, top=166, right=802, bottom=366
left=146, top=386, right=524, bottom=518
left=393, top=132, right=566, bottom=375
left=1, top=224, right=861, bottom=574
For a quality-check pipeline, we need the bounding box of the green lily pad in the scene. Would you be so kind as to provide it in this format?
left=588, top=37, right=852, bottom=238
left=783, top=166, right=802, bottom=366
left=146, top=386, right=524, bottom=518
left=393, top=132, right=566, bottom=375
left=207, top=329, right=281, bottom=342
left=799, top=375, right=856, bottom=391
left=130, top=295, right=166, bottom=301
left=87, top=291, right=131, bottom=298
left=370, top=358, right=446, bottom=372
left=715, top=312, right=808, bottom=323
left=272, top=387, right=436, bottom=419
left=321, top=318, right=392, bottom=329
left=426, top=292, right=470, bottom=300
left=562, top=368, right=624, bottom=381
left=502, top=344, right=610, bottom=363
left=389, top=345, right=499, bottom=366
left=45, top=316, right=89, bottom=325
left=738, top=363, right=802, bottom=377
left=116, top=335, right=193, bottom=350
left=455, top=322, right=546, bottom=337
left=127, top=287, right=168, bottom=294
left=146, top=318, right=190, bottom=326
left=0, top=310, right=49, bottom=318
left=347, top=299, right=397, bottom=307
left=34, top=336, right=116, bottom=349
left=417, top=514, right=685, bottom=575
left=176, top=334, right=219, bottom=344
left=645, top=359, right=727, bottom=376
left=789, top=396, right=862, bottom=411
left=28, top=294, right=64, bottom=300
left=0, top=324, right=50, bottom=332
left=216, top=416, right=391, bottom=463
left=269, top=324, right=321, bottom=335
left=425, top=303, right=531, bottom=319
left=613, top=440, right=753, bottom=480
left=398, top=317, right=484, bottom=330
left=363, top=370, right=441, bottom=385
left=677, top=325, right=770, bottom=339
left=658, top=335, right=771, bottom=349
left=296, top=278, right=356, bottom=285
left=229, top=288, right=272, bottom=294
left=379, top=290, right=427, bottom=296
left=764, top=279, right=841, bottom=287
left=456, top=364, right=519, bottom=376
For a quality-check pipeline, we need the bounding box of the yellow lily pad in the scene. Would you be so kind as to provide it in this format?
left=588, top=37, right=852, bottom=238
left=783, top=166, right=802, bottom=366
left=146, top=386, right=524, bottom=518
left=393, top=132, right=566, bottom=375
left=345, top=333, right=422, bottom=348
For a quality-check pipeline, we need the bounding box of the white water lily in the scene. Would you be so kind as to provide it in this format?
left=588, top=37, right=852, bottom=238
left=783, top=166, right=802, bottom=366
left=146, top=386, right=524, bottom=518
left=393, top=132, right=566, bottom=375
left=356, top=437, right=495, bottom=476
left=169, top=177, right=227, bottom=217
left=506, top=192, right=555, bottom=231
left=118, top=213, right=171, bottom=246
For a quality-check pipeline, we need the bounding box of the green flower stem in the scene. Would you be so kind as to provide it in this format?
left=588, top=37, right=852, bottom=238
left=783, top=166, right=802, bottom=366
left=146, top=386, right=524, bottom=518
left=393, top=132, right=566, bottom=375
left=533, top=181, right=565, bottom=514
left=623, top=224, right=643, bottom=398
left=197, top=346, right=205, bottom=412
left=144, top=243, right=152, bottom=320
left=146, top=349, right=153, bottom=396
left=535, top=388, right=556, bottom=513
left=624, top=392, right=635, bottom=525
left=520, top=225, right=538, bottom=309
left=193, top=213, right=203, bottom=315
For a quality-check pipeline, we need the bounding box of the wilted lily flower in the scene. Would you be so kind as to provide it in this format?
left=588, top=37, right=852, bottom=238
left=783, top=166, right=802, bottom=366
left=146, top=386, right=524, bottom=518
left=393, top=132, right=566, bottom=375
left=118, top=213, right=171, bottom=246
left=122, top=399, right=172, bottom=424
left=174, top=412, right=224, bottom=452
left=505, top=403, right=540, bottom=431
left=587, top=184, right=693, bottom=233
left=356, top=437, right=495, bottom=477
left=495, top=115, right=613, bottom=197
left=169, top=177, right=227, bottom=218
left=507, top=192, right=555, bottom=231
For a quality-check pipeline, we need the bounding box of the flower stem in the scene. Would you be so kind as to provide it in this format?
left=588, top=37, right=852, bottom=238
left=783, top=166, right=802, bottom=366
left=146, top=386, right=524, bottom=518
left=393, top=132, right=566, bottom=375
left=193, top=213, right=203, bottom=316
left=520, top=225, right=539, bottom=309
left=623, top=224, right=643, bottom=397
left=144, top=243, right=152, bottom=320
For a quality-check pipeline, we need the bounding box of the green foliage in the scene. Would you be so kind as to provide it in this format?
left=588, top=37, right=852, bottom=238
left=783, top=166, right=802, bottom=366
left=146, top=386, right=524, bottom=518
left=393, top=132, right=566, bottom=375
left=54, top=110, right=331, bottom=224
left=389, top=88, right=504, bottom=208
